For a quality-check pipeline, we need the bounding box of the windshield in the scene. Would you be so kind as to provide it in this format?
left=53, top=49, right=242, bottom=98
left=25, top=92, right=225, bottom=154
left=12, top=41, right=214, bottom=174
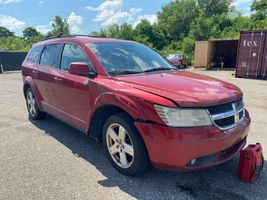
left=87, top=42, right=175, bottom=76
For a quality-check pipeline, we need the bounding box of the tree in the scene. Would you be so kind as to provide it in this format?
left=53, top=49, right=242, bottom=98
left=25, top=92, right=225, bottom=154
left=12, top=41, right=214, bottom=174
left=0, top=36, right=28, bottom=52
left=250, top=0, right=267, bottom=29
left=189, top=15, right=221, bottom=41
left=0, top=26, right=14, bottom=37
left=157, top=0, right=200, bottom=42
left=23, top=27, right=42, bottom=40
left=198, top=0, right=234, bottom=17
left=49, top=16, right=70, bottom=36
left=182, top=37, right=195, bottom=58
left=221, top=15, right=253, bottom=37
left=118, top=23, right=133, bottom=40
left=106, top=24, right=120, bottom=38
left=90, top=29, right=108, bottom=37
left=151, top=24, right=167, bottom=50
left=133, top=20, right=154, bottom=46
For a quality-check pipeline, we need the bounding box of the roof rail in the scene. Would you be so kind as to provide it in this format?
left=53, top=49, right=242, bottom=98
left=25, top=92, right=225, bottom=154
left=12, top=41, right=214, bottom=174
left=41, top=34, right=101, bottom=41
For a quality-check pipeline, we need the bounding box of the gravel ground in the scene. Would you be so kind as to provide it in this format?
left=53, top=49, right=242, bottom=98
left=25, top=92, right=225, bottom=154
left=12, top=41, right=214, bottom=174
left=0, top=69, right=266, bottom=200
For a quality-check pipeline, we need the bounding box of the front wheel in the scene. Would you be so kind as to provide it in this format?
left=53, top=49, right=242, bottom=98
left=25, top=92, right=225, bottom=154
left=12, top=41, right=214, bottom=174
left=103, top=113, right=150, bottom=176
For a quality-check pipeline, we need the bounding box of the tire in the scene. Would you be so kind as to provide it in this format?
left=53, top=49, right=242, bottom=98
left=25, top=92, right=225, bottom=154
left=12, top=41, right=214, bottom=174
left=103, top=113, right=150, bottom=176
left=25, top=87, right=46, bottom=120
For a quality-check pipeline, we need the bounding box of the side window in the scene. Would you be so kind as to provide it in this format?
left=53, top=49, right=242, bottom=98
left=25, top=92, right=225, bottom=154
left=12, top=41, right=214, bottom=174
left=26, top=46, right=43, bottom=63
left=60, top=44, right=91, bottom=71
left=40, top=44, right=61, bottom=67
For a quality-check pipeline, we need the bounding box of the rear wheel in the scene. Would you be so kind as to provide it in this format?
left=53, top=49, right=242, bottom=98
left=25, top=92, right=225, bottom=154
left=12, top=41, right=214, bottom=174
left=26, top=88, right=46, bottom=120
left=103, top=113, right=150, bottom=176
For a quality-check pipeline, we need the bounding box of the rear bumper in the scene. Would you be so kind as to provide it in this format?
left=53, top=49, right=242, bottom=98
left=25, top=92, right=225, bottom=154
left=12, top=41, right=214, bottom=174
left=135, top=111, right=251, bottom=170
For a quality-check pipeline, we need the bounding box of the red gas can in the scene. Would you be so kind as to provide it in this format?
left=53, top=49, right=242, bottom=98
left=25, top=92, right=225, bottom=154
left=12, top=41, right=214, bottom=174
left=238, top=143, right=264, bottom=183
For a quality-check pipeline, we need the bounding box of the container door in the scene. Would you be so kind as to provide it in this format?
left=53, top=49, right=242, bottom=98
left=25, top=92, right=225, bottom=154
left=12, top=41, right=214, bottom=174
left=194, top=41, right=209, bottom=68
left=236, top=31, right=266, bottom=78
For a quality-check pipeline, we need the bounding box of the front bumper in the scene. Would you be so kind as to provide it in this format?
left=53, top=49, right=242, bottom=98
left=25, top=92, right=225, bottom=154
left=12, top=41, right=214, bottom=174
left=135, top=110, right=251, bottom=170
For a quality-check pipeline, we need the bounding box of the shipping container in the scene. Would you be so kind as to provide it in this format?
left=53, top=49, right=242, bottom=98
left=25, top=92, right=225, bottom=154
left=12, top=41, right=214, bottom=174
left=0, top=52, right=27, bottom=72
left=194, top=39, right=239, bottom=68
left=236, top=30, right=267, bottom=79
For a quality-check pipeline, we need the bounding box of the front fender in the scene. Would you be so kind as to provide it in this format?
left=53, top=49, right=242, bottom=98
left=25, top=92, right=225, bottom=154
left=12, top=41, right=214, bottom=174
left=90, top=92, right=148, bottom=121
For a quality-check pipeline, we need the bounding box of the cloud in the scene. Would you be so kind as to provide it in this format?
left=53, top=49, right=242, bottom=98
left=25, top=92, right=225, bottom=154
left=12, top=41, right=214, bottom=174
left=85, top=0, right=123, bottom=11
left=85, top=0, right=142, bottom=26
left=232, top=0, right=252, bottom=6
left=133, top=14, right=158, bottom=28
left=232, top=0, right=253, bottom=15
left=0, top=15, right=25, bottom=31
left=67, top=12, right=84, bottom=34
left=0, top=0, right=22, bottom=4
left=38, top=1, right=43, bottom=6
left=36, top=25, right=50, bottom=34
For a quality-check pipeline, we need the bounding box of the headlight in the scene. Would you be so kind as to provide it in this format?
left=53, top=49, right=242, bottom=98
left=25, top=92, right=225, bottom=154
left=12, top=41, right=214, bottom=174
left=154, top=104, right=212, bottom=127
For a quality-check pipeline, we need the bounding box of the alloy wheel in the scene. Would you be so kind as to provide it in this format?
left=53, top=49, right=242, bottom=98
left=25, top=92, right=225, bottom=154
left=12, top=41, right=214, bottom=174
left=27, top=91, right=37, bottom=117
left=106, top=123, right=134, bottom=168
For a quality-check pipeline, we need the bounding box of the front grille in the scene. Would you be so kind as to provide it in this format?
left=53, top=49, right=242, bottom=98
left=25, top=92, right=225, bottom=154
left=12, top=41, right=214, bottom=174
left=207, top=98, right=245, bottom=130
left=208, top=103, right=232, bottom=115
left=214, top=116, right=235, bottom=127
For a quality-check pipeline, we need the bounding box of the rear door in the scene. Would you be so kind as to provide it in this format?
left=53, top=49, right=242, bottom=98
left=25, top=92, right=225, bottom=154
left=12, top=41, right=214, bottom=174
left=51, top=43, right=92, bottom=129
left=23, top=45, right=44, bottom=103
left=38, top=43, right=62, bottom=111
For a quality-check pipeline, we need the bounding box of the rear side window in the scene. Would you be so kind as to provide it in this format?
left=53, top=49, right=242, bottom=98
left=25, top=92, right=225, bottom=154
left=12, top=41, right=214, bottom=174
left=40, top=44, right=61, bottom=67
left=26, top=46, right=43, bottom=63
left=60, top=44, right=91, bottom=71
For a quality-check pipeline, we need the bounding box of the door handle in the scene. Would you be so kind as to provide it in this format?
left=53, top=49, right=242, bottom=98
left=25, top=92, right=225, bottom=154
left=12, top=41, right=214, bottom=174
left=54, top=77, right=62, bottom=81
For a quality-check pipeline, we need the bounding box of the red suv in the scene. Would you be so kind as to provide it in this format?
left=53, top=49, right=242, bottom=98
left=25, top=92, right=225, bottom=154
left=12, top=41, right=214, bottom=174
left=22, top=36, right=250, bottom=175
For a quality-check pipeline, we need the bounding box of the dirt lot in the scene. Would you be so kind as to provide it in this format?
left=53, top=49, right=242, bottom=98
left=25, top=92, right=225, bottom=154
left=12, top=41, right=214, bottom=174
left=0, top=69, right=266, bottom=200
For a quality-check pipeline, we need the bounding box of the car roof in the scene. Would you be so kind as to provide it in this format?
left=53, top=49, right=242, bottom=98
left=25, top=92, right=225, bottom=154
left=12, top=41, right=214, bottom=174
left=33, top=36, right=136, bottom=48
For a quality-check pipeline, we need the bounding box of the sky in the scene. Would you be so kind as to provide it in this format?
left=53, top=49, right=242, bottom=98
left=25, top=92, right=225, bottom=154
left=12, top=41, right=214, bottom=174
left=0, top=0, right=254, bottom=36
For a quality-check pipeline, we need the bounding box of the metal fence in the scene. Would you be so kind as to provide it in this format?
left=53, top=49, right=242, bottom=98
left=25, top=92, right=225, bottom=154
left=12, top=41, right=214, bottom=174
left=0, top=52, right=27, bottom=73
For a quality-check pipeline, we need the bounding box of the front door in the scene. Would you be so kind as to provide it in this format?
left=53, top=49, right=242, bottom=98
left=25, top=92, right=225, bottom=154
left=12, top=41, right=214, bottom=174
left=52, top=43, right=92, bottom=129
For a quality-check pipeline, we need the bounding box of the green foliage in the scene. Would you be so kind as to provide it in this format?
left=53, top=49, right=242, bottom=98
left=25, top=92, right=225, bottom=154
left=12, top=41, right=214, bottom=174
left=157, top=0, right=200, bottom=42
left=118, top=23, right=134, bottom=40
left=197, top=0, right=233, bottom=17
left=23, top=27, right=40, bottom=40
left=0, top=26, right=14, bottom=37
left=22, top=27, right=44, bottom=45
left=133, top=20, right=154, bottom=46
left=250, top=0, right=267, bottom=29
left=182, top=37, right=195, bottom=58
left=49, top=16, right=70, bottom=36
left=189, top=15, right=221, bottom=41
left=0, top=36, right=29, bottom=52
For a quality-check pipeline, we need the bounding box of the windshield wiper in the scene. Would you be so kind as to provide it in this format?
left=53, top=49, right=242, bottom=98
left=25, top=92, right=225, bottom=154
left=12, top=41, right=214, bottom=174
left=108, top=70, right=143, bottom=75
left=143, top=67, right=176, bottom=73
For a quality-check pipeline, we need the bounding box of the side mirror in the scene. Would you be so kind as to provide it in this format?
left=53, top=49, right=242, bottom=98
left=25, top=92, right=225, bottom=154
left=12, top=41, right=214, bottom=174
left=68, top=62, right=97, bottom=78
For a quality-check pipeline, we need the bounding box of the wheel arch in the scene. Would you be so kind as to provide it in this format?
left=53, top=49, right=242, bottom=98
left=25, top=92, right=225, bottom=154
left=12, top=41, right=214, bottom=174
left=88, top=104, right=136, bottom=142
left=23, top=77, right=43, bottom=110
left=23, top=82, right=31, bottom=98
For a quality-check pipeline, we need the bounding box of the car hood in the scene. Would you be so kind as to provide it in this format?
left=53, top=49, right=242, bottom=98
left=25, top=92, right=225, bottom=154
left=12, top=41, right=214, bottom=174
left=112, top=71, right=242, bottom=107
